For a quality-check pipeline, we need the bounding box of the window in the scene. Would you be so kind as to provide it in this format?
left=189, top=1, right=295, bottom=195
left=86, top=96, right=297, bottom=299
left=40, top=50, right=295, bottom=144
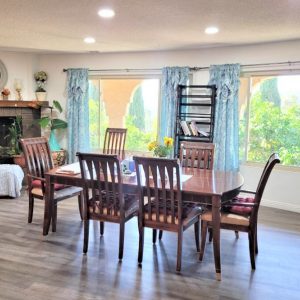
left=89, top=77, right=160, bottom=153
left=239, top=74, right=300, bottom=167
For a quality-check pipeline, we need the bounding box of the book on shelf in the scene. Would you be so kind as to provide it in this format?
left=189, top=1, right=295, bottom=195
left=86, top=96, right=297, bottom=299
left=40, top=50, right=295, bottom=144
left=189, top=121, right=199, bottom=136
left=196, top=126, right=209, bottom=137
left=179, top=120, right=192, bottom=136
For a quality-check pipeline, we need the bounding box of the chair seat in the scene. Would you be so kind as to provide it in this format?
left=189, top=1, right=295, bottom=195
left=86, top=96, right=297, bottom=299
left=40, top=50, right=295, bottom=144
left=31, top=186, right=83, bottom=199
left=222, top=196, right=255, bottom=215
left=202, top=211, right=250, bottom=226
left=144, top=200, right=202, bottom=225
left=89, top=195, right=138, bottom=218
left=32, top=179, right=67, bottom=191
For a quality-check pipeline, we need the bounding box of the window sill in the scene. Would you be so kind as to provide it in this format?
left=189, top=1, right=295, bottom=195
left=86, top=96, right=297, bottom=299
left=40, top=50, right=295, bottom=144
left=241, top=161, right=300, bottom=173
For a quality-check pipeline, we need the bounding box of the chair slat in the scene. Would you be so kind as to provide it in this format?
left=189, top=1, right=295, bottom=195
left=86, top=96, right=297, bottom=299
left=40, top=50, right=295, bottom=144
left=180, top=142, right=214, bottom=170
left=103, top=128, right=127, bottom=160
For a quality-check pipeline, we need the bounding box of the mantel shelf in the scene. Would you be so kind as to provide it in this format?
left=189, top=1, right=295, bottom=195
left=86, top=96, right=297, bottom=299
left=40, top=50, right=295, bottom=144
left=0, top=100, right=49, bottom=109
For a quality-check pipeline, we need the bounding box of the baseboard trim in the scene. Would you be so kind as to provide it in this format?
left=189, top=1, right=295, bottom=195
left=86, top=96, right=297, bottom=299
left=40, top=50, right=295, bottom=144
left=261, top=198, right=300, bottom=213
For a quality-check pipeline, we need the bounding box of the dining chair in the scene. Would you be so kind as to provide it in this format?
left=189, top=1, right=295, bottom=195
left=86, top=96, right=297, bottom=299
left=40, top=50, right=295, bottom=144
left=199, top=153, right=280, bottom=269
left=103, top=128, right=127, bottom=160
left=20, top=137, right=83, bottom=231
left=179, top=141, right=215, bottom=169
left=156, top=141, right=215, bottom=242
left=133, top=156, right=202, bottom=272
left=77, top=152, right=138, bottom=260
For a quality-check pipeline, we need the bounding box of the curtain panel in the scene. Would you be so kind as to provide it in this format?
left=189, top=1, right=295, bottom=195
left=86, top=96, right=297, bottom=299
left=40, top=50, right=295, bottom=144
left=67, top=68, right=90, bottom=163
left=159, top=66, right=189, bottom=143
left=209, top=64, right=240, bottom=171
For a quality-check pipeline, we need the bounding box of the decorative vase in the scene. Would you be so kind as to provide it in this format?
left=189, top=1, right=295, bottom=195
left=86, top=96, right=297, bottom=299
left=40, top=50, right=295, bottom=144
left=35, top=92, right=47, bottom=102
left=49, top=130, right=61, bottom=151
left=2, top=95, right=8, bottom=100
left=52, top=149, right=66, bottom=167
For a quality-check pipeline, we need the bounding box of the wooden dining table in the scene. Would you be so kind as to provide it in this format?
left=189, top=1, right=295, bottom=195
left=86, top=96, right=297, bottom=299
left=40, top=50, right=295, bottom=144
left=44, top=163, right=244, bottom=280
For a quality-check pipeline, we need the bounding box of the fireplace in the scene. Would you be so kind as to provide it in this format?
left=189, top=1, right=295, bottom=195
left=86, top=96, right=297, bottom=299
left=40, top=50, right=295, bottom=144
left=0, top=101, right=48, bottom=163
left=0, top=116, right=17, bottom=147
left=0, top=117, right=18, bottom=162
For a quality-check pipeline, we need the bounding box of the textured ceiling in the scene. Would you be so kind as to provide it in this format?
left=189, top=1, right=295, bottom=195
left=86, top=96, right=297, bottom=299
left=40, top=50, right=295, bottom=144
left=0, top=0, right=300, bottom=53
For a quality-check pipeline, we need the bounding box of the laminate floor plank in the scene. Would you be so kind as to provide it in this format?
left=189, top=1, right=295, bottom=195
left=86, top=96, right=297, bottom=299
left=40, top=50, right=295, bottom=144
left=0, top=192, right=299, bottom=300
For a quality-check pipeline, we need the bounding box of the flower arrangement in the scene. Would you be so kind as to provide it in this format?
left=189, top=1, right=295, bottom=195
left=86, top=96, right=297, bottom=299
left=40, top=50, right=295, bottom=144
left=148, top=137, right=173, bottom=157
left=34, top=71, right=47, bottom=92
left=1, top=87, right=10, bottom=96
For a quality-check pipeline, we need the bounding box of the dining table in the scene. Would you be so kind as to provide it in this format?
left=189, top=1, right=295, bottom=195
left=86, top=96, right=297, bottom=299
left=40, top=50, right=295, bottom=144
left=44, top=163, right=244, bottom=280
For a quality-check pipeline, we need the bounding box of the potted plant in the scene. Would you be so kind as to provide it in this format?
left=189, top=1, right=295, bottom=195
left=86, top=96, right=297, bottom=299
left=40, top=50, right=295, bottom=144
left=5, top=116, right=25, bottom=167
left=38, top=100, right=67, bottom=165
left=34, top=71, right=47, bottom=101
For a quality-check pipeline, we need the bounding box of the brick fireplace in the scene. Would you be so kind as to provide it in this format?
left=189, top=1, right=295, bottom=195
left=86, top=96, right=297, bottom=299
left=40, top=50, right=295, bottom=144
left=0, top=101, right=48, bottom=163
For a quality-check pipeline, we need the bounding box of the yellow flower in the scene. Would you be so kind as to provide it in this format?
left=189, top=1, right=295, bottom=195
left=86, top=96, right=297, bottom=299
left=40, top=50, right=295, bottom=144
left=164, top=137, right=173, bottom=148
left=148, top=141, right=158, bottom=151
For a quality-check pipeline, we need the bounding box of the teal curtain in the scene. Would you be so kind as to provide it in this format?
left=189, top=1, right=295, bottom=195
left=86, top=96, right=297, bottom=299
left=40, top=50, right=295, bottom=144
left=159, top=66, right=189, bottom=143
left=67, top=68, right=90, bottom=163
left=209, top=64, right=240, bottom=171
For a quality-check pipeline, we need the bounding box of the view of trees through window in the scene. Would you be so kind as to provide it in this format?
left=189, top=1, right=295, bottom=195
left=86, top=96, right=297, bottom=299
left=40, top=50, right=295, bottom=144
left=239, top=74, right=300, bottom=166
left=89, top=78, right=159, bottom=152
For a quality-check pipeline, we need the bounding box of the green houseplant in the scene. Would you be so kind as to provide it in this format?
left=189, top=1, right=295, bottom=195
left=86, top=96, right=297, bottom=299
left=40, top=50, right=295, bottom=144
left=38, top=100, right=67, bottom=151
left=4, top=116, right=26, bottom=167
left=5, top=116, right=22, bottom=156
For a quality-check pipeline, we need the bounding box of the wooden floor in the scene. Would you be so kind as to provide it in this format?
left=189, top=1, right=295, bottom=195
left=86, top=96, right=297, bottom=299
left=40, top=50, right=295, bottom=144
left=0, top=191, right=299, bottom=300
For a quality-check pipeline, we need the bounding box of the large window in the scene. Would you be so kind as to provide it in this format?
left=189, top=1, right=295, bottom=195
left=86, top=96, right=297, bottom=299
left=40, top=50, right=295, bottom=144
left=239, top=74, right=300, bottom=167
left=89, top=78, right=160, bottom=152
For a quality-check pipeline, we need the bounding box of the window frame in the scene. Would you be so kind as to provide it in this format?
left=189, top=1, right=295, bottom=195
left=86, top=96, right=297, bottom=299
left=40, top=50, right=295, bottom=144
left=239, top=68, right=300, bottom=169
left=88, top=72, right=162, bottom=153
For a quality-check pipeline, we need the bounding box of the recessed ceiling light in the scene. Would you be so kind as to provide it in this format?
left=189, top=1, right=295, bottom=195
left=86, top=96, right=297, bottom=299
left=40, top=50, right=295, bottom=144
left=98, top=8, right=115, bottom=18
left=205, top=26, right=219, bottom=35
left=84, top=37, right=95, bottom=44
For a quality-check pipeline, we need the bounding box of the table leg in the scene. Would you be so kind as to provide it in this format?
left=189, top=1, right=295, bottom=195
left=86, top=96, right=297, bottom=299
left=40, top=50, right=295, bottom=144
left=43, top=174, right=53, bottom=236
left=212, top=195, right=221, bottom=281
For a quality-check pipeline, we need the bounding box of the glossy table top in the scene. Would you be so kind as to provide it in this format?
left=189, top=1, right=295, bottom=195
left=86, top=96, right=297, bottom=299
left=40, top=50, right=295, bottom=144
left=46, top=163, right=244, bottom=198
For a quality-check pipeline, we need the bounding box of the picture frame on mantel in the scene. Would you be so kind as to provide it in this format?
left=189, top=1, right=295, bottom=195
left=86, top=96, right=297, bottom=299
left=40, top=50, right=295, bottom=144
left=0, top=60, right=8, bottom=90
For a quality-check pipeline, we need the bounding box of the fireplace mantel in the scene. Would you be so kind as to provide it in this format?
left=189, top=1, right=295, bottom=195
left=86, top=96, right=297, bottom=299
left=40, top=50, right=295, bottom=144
left=0, top=100, right=49, bottom=108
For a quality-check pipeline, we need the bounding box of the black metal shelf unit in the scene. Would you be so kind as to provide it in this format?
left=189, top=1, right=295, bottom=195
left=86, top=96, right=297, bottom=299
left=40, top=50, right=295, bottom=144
left=174, top=84, right=216, bottom=157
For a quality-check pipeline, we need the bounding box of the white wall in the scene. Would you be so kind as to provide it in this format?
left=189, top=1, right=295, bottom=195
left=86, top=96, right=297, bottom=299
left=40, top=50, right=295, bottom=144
left=0, top=51, right=38, bottom=100
left=38, top=39, right=300, bottom=107
left=2, top=40, right=300, bottom=212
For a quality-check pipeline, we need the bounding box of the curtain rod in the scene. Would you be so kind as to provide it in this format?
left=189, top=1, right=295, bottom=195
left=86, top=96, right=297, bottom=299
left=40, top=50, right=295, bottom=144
left=62, top=60, right=300, bottom=73
left=62, top=67, right=202, bottom=72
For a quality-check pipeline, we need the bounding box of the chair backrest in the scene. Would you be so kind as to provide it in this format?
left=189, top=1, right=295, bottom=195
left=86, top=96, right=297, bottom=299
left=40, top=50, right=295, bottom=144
left=77, top=152, right=124, bottom=218
left=20, top=137, right=53, bottom=180
left=179, top=141, right=214, bottom=169
left=103, top=128, right=127, bottom=160
left=251, top=153, right=280, bottom=218
left=133, top=156, right=182, bottom=226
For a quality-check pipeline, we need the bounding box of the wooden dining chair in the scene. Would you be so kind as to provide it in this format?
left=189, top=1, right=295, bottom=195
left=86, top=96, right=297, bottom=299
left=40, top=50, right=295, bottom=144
left=179, top=141, right=215, bottom=169
left=20, top=137, right=83, bottom=231
left=133, top=156, right=202, bottom=272
left=199, top=153, right=280, bottom=269
left=156, top=141, right=215, bottom=242
left=103, top=128, right=127, bottom=160
left=77, top=152, right=138, bottom=260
